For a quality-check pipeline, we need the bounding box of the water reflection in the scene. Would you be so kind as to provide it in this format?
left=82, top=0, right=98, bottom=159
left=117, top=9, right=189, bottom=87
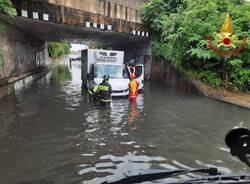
left=51, top=65, right=72, bottom=83
left=80, top=93, right=146, bottom=183
left=51, top=64, right=83, bottom=111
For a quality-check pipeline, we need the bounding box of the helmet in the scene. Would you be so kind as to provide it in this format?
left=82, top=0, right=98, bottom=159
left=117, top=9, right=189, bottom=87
left=103, top=75, right=110, bottom=81
left=130, top=74, right=136, bottom=79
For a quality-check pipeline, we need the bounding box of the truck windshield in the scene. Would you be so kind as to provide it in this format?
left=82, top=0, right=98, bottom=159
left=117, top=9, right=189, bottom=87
left=94, top=64, right=128, bottom=79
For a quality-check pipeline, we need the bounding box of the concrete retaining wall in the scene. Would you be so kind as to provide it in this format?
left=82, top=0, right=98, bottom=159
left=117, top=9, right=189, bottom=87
left=150, top=57, right=201, bottom=95
left=0, top=20, right=50, bottom=82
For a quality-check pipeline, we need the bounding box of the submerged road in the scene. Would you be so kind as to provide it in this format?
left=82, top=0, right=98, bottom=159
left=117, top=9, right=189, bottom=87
left=0, top=62, right=249, bottom=184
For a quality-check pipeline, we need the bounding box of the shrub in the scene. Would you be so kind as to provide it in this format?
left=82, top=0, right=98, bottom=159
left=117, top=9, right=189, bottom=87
left=48, top=42, right=71, bottom=59
left=142, top=0, right=250, bottom=92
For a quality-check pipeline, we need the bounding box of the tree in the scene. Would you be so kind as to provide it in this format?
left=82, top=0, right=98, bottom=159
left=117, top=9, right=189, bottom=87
left=48, top=42, right=71, bottom=59
left=0, top=0, right=17, bottom=16
left=142, top=0, right=250, bottom=91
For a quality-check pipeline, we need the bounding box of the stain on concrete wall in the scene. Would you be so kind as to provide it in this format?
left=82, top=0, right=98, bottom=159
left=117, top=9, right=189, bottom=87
left=0, top=20, right=49, bottom=80
left=48, top=0, right=145, bottom=23
left=12, top=0, right=148, bottom=37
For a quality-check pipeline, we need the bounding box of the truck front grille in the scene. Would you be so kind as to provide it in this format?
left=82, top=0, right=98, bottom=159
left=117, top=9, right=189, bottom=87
left=112, top=90, right=128, bottom=93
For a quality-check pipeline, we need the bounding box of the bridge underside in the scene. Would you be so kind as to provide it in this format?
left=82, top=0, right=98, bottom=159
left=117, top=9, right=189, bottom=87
left=0, top=15, right=147, bottom=48
left=0, top=0, right=151, bottom=82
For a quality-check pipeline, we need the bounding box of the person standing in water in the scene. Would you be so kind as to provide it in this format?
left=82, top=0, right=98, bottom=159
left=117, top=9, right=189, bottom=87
left=127, top=61, right=136, bottom=79
left=98, top=75, right=112, bottom=106
left=128, top=73, right=139, bottom=102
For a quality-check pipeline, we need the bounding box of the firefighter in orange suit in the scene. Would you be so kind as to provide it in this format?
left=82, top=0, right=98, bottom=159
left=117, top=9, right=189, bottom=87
left=128, top=74, right=139, bottom=102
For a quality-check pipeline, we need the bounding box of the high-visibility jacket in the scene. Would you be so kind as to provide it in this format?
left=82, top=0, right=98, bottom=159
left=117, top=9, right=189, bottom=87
left=88, top=85, right=99, bottom=101
left=129, top=79, right=139, bottom=98
left=88, top=85, right=99, bottom=95
left=98, top=81, right=112, bottom=102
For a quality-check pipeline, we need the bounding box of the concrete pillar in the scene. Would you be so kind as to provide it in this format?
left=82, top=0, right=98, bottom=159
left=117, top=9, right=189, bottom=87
left=107, top=1, right=111, bottom=17
left=135, top=10, right=139, bottom=23
left=122, top=6, right=126, bottom=20
left=103, top=0, right=107, bottom=16
left=116, top=5, right=121, bottom=19
left=41, top=42, right=50, bottom=66
left=112, top=3, right=117, bottom=18
left=99, top=0, right=105, bottom=16
left=127, top=8, right=132, bottom=22
left=110, top=3, right=115, bottom=18
left=125, top=7, right=128, bottom=21
left=131, top=9, right=136, bottom=22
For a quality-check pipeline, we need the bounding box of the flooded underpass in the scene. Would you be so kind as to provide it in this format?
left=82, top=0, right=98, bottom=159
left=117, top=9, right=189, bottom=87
left=0, top=62, right=249, bottom=184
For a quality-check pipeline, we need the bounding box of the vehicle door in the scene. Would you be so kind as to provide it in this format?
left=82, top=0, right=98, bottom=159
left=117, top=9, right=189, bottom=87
left=135, top=64, right=144, bottom=90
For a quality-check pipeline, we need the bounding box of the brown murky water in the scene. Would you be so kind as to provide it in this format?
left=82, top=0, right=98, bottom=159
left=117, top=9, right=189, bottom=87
left=0, top=62, right=249, bottom=184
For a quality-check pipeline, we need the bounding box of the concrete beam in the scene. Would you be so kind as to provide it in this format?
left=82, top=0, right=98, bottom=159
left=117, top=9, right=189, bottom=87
left=12, top=1, right=149, bottom=36
left=47, top=0, right=145, bottom=23
left=0, top=14, right=147, bottom=48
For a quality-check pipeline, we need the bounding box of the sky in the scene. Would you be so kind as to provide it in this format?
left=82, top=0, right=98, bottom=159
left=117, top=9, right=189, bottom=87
left=70, top=44, right=88, bottom=52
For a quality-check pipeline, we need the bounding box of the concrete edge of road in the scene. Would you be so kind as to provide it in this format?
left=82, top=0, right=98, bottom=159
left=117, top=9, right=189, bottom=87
left=189, top=78, right=250, bottom=110
left=0, top=65, right=53, bottom=99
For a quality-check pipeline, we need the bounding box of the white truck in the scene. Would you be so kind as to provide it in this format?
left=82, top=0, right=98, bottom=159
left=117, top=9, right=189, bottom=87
left=81, top=49, right=130, bottom=96
left=81, top=49, right=144, bottom=97
left=134, top=64, right=144, bottom=91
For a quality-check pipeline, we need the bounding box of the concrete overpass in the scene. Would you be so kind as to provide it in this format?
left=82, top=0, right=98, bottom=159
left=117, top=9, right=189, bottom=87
left=0, top=0, right=151, bottom=80
left=7, top=0, right=149, bottom=46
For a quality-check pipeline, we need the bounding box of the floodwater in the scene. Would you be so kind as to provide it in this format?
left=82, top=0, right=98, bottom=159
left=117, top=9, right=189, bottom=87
left=0, top=62, right=249, bottom=184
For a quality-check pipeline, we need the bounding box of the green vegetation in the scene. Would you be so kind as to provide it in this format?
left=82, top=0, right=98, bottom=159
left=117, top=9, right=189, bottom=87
left=0, top=0, right=16, bottom=79
left=0, top=48, right=6, bottom=79
left=142, top=0, right=250, bottom=91
left=0, top=49, right=4, bottom=69
left=0, top=0, right=17, bottom=16
left=48, top=42, right=71, bottom=59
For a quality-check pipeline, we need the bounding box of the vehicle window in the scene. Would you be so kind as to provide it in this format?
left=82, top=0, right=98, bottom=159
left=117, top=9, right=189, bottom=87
left=95, top=64, right=128, bottom=79
left=110, top=52, right=117, bottom=57
left=99, top=52, right=107, bottom=56
left=90, top=64, right=95, bottom=78
left=123, top=68, right=128, bottom=78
